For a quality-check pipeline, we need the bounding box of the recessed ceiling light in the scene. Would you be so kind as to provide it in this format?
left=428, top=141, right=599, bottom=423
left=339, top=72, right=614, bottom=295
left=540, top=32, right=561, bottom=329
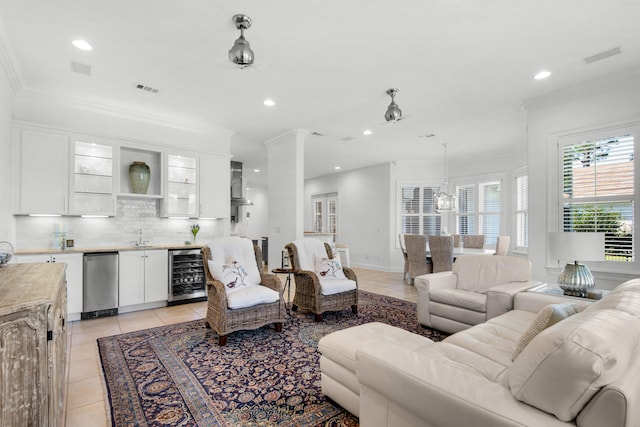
left=253, top=169, right=260, bottom=173
left=72, top=40, right=93, bottom=51
left=363, top=129, right=373, bottom=135
left=263, top=99, right=275, bottom=107
left=534, top=70, right=551, bottom=80
left=334, top=166, right=341, bottom=170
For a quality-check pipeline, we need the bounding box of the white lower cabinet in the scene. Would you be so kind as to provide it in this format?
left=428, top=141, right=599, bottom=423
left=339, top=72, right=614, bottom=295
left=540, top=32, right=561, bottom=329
left=119, top=249, right=168, bottom=307
left=16, top=253, right=84, bottom=320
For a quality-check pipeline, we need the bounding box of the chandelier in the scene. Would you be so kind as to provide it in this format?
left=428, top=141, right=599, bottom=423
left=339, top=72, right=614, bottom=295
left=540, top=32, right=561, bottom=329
left=435, top=143, right=456, bottom=212
left=228, top=14, right=254, bottom=66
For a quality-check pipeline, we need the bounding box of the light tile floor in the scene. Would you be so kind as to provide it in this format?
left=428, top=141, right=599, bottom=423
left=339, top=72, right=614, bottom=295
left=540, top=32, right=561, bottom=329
left=63, top=267, right=413, bottom=426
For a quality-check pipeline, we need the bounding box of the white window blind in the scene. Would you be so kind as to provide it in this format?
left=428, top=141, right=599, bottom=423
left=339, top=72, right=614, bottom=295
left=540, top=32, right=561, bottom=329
left=515, top=173, right=528, bottom=250
left=456, top=179, right=502, bottom=245
left=560, top=133, right=634, bottom=262
left=400, top=185, right=441, bottom=236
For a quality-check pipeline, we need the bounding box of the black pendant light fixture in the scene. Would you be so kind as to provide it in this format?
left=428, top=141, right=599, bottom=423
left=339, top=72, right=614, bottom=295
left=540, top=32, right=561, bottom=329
left=228, top=14, right=254, bottom=66
left=384, top=88, right=402, bottom=122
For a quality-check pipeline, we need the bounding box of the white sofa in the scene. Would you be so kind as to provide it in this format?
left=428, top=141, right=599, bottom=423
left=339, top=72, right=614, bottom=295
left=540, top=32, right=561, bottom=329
left=415, top=255, right=540, bottom=334
left=354, top=279, right=640, bottom=427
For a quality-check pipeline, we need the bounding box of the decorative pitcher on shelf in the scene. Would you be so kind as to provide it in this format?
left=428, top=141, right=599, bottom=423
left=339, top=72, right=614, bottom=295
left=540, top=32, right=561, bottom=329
left=129, top=161, right=150, bottom=194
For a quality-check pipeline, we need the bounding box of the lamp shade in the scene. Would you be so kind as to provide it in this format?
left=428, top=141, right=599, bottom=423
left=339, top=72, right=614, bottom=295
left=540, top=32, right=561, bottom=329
left=548, top=232, right=605, bottom=262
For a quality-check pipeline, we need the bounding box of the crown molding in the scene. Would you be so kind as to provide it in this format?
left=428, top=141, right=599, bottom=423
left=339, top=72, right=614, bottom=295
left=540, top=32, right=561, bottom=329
left=0, top=14, right=24, bottom=94
left=17, top=88, right=233, bottom=137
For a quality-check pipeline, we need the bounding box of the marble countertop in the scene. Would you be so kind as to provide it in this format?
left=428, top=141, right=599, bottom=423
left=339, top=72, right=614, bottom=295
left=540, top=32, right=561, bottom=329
left=16, top=243, right=205, bottom=255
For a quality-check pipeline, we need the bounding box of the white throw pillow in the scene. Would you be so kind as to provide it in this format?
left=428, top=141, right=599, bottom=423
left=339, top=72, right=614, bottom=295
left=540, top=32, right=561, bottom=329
left=508, top=309, right=637, bottom=422
left=314, top=255, right=347, bottom=280
left=208, top=259, right=259, bottom=294
left=512, top=303, right=579, bottom=360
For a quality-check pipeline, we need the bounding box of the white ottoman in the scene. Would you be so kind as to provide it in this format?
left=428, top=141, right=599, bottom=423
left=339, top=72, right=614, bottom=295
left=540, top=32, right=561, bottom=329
left=318, top=322, right=434, bottom=417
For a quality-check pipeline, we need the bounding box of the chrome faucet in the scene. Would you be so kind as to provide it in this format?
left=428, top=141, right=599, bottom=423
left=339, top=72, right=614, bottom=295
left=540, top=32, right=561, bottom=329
left=135, top=228, right=148, bottom=247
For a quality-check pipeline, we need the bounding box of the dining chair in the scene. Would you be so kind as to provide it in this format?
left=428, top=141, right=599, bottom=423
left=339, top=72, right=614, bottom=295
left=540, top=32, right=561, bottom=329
left=428, top=235, right=454, bottom=273
left=399, top=234, right=409, bottom=282
left=494, top=235, right=511, bottom=255
left=463, top=234, right=485, bottom=249
left=405, top=234, right=431, bottom=284
left=452, top=234, right=461, bottom=248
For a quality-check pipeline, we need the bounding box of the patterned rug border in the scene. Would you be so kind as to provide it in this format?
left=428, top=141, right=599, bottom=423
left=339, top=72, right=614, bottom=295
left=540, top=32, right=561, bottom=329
left=98, top=290, right=447, bottom=426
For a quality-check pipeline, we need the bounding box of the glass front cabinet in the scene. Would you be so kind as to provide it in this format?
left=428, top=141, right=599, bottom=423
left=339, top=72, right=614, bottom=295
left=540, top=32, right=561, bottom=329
left=69, top=140, right=115, bottom=216
left=162, top=153, right=198, bottom=217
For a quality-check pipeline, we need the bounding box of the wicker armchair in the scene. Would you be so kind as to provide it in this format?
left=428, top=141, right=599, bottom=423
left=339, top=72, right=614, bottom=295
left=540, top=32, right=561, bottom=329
left=285, top=239, right=358, bottom=322
left=202, top=239, right=285, bottom=346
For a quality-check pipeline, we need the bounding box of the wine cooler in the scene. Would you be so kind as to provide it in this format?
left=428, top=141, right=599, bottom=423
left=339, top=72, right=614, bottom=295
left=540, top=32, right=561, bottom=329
left=168, top=249, right=206, bottom=305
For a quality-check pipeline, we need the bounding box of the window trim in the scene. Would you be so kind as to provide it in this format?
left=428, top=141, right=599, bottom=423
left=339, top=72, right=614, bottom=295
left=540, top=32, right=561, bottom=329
left=550, top=121, right=639, bottom=275
left=395, top=181, right=443, bottom=248
left=453, top=173, right=506, bottom=247
left=513, top=166, right=528, bottom=254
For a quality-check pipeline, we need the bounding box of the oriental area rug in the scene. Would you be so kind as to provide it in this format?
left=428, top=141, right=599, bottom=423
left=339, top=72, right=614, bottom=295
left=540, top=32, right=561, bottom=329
left=98, top=291, right=447, bottom=426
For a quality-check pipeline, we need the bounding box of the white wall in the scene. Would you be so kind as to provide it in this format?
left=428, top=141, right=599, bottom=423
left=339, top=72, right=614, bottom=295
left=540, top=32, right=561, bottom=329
left=0, top=62, right=14, bottom=244
left=526, top=69, right=640, bottom=288
left=306, top=163, right=392, bottom=270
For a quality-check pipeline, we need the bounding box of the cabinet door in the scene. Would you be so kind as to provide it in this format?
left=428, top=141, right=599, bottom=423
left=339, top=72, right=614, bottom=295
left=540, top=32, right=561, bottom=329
left=52, top=253, right=83, bottom=317
left=144, top=250, right=168, bottom=303
left=118, top=251, right=145, bottom=306
left=16, top=254, right=53, bottom=263
left=17, top=129, right=69, bottom=215
left=199, top=155, right=230, bottom=218
left=163, top=154, right=198, bottom=217
left=70, top=139, right=115, bottom=216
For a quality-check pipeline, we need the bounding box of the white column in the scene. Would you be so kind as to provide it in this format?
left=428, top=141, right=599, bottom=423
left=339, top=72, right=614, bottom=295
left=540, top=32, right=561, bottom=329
left=265, top=129, right=308, bottom=269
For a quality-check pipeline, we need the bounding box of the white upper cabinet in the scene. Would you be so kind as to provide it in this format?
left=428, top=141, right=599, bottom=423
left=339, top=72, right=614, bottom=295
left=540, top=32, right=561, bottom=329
left=69, top=139, right=116, bottom=216
left=199, top=155, right=230, bottom=219
left=14, top=128, right=69, bottom=215
left=162, top=153, right=198, bottom=217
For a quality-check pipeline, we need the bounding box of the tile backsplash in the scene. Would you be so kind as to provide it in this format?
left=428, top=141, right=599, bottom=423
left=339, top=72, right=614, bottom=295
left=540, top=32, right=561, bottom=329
left=15, top=198, right=226, bottom=250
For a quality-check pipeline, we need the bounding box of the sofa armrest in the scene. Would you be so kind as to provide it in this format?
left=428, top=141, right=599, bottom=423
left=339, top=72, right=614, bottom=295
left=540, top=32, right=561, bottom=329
left=356, top=344, right=569, bottom=427
left=414, top=272, right=457, bottom=327
left=486, top=281, right=543, bottom=319
left=514, top=291, right=593, bottom=313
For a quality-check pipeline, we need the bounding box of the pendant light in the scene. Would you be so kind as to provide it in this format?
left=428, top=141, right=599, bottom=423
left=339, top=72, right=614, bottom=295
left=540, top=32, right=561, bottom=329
left=228, top=14, right=254, bottom=66
left=435, top=143, right=456, bottom=212
left=384, top=88, right=402, bottom=122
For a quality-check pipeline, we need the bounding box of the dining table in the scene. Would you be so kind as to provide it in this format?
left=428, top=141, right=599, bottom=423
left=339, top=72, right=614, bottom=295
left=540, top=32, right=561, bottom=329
left=425, top=247, right=495, bottom=258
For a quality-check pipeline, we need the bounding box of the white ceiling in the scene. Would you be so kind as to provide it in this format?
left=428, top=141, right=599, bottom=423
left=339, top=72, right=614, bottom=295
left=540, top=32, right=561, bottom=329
left=1, top=0, right=640, bottom=188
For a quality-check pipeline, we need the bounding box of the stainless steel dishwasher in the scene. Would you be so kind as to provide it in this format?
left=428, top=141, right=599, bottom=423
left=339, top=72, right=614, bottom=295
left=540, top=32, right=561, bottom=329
left=82, top=252, right=119, bottom=320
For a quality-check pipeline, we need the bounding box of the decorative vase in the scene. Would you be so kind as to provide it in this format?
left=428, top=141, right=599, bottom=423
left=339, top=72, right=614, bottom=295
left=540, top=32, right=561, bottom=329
left=129, top=161, right=150, bottom=194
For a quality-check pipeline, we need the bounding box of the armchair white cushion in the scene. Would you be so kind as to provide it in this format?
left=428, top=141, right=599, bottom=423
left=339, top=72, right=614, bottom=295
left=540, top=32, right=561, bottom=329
left=415, top=255, right=539, bottom=334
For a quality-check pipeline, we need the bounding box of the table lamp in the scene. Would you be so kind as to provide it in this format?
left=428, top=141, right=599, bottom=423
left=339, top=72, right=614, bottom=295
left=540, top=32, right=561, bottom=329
left=548, top=232, right=605, bottom=297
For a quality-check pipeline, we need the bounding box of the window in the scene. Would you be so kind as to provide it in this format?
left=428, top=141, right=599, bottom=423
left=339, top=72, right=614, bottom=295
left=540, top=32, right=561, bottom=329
left=515, top=171, right=528, bottom=251
left=560, top=133, right=634, bottom=262
left=311, top=192, right=338, bottom=234
left=456, top=178, right=502, bottom=245
left=399, top=185, right=441, bottom=236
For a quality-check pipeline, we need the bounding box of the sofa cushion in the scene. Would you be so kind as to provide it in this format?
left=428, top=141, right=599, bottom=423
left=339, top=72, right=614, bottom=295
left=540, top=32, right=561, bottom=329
left=512, top=303, right=579, bottom=360
left=429, top=288, right=487, bottom=312
left=508, top=308, right=638, bottom=422
left=453, top=255, right=531, bottom=293
left=319, top=278, right=357, bottom=296
left=226, top=284, right=280, bottom=309
left=582, top=283, right=640, bottom=318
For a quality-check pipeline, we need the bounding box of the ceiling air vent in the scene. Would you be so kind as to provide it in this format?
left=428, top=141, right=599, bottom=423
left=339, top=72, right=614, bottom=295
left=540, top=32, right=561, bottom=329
left=310, top=131, right=325, bottom=136
left=584, top=46, right=622, bottom=64
left=70, top=61, right=92, bottom=76
left=340, top=136, right=355, bottom=142
left=134, top=83, right=160, bottom=94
